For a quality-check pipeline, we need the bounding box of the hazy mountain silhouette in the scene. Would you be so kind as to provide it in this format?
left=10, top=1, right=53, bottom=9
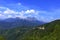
left=0, top=17, right=45, bottom=29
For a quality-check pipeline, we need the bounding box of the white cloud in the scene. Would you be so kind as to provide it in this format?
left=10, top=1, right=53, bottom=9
left=3, top=8, right=40, bottom=19
left=4, top=8, right=16, bottom=14
left=19, top=11, right=24, bottom=16
left=3, top=8, right=40, bottom=18
left=25, top=9, right=35, bottom=14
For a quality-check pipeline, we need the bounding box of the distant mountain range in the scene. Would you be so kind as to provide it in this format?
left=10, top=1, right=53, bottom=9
left=0, top=17, right=45, bottom=29
left=0, top=19, right=60, bottom=40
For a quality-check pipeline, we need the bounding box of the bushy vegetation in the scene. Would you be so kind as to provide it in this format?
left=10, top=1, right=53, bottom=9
left=0, top=20, right=60, bottom=40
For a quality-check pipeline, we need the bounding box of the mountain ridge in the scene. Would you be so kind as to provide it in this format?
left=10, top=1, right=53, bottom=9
left=0, top=17, right=45, bottom=29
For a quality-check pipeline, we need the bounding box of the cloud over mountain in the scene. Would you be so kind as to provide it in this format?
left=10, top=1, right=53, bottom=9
left=0, top=2, right=60, bottom=22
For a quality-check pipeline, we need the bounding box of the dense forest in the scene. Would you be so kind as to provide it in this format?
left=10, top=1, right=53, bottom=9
left=0, top=20, right=60, bottom=40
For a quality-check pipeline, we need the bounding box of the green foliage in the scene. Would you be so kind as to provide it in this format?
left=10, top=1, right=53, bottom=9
left=0, top=35, right=6, bottom=40
left=20, top=20, right=60, bottom=40
left=0, top=20, right=60, bottom=40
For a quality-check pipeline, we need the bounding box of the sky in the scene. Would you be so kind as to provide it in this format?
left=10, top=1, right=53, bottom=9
left=0, top=0, right=60, bottom=22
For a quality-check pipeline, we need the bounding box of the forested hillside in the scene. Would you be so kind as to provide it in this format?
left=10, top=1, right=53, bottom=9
left=0, top=20, right=60, bottom=40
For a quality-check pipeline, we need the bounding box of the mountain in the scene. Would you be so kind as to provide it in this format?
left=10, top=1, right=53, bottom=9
left=0, top=19, right=60, bottom=40
left=0, top=17, right=45, bottom=29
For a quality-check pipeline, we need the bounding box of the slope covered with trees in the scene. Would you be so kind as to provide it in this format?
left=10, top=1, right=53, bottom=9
left=20, top=20, right=60, bottom=40
left=0, top=19, right=60, bottom=40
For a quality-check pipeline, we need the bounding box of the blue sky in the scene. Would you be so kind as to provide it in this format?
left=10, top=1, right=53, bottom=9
left=0, top=0, right=60, bottom=22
